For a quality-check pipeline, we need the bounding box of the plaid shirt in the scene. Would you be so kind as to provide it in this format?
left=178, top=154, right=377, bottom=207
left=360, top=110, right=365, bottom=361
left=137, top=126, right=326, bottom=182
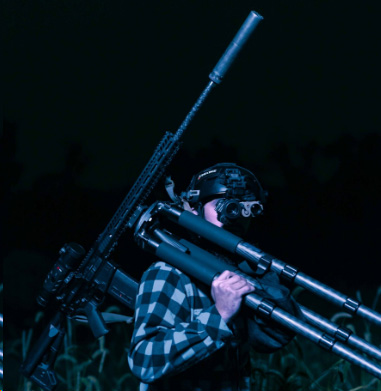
left=128, top=261, right=252, bottom=391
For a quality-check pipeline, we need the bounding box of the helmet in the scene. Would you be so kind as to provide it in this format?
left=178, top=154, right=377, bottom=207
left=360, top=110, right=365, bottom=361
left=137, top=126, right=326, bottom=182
left=182, top=163, right=266, bottom=206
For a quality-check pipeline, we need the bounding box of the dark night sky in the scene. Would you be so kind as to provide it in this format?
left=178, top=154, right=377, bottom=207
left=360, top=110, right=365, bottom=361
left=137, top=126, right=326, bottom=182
left=2, top=0, right=381, bottom=352
left=4, top=1, right=380, bottom=189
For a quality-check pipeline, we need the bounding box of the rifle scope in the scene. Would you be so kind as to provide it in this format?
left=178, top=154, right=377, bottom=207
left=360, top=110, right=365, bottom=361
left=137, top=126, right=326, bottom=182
left=37, top=243, right=85, bottom=307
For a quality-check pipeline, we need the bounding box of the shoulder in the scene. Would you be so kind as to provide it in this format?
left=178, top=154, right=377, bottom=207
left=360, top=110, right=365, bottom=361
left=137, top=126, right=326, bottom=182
left=138, top=261, right=193, bottom=294
left=142, top=261, right=186, bottom=280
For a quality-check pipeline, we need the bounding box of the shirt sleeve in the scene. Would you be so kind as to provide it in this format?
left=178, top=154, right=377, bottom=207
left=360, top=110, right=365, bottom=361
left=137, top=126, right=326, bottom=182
left=127, top=262, right=233, bottom=384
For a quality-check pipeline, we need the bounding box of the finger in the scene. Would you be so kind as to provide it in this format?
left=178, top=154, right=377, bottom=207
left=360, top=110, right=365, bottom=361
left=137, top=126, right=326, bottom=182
left=214, top=270, right=236, bottom=281
left=229, top=279, right=250, bottom=289
left=237, top=284, right=255, bottom=295
left=227, top=274, right=253, bottom=286
left=217, top=277, right=242, bottom=290
left=224, top=275, right=241, bottom=284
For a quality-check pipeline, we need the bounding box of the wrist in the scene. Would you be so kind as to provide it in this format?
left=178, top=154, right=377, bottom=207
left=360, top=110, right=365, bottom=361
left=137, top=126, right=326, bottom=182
left=215, top=307, right=232, bottom=324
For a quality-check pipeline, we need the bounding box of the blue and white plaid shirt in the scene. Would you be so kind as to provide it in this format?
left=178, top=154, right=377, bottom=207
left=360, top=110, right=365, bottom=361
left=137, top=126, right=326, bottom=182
left=128, top=261, right=252, bottom=391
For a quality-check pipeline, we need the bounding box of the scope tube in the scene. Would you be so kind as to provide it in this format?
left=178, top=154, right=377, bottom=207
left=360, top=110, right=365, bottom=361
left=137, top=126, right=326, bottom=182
left=157, top=203, right=381, bottom=327
left=244, top=294, right=381, bottom=379
left=300, top=306, right=381, bottom=361
left=138, top=227, right=381, bottom=380
left=237, top=244, right=381, bottom=327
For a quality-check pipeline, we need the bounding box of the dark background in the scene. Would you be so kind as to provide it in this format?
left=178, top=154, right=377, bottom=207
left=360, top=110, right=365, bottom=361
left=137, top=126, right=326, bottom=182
left=2, top=0, right=381, bottom=387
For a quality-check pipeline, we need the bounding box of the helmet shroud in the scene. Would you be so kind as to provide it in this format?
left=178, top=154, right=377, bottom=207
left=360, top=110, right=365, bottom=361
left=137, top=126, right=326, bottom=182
left=183, top=163, right=266, bottom=206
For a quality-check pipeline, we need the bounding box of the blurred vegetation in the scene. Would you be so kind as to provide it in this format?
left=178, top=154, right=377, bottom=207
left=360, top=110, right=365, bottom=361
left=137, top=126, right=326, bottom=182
left=8, top=305, right=139, bottom=391
left=5, top=287, right=381, bottom=391
left=250, top=286, right=381, bottom=391
left=3, top=122, right=381, bottom=390
left=1, top=284, right=3, bottom=391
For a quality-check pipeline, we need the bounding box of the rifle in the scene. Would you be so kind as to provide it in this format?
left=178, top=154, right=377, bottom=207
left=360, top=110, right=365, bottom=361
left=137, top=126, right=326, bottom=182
left=132, top=201, right=381, bottom=379
left=20, top=11, right=264, bottom=391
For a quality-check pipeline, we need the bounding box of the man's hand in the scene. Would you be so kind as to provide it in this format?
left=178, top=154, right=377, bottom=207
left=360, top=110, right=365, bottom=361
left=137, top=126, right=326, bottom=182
left=211, top=270, right=255, bottom=323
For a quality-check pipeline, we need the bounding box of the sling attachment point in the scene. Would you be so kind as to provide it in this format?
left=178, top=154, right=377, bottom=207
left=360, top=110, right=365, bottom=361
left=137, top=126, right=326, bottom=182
left=334, top=326, right=352, bottom=342
left=256, top=255, right=272, bottom=276
left=257, top=299, right=276, bottom=320
left=344, top=298, right=360, bottom=314
left=280, top=265, right=299, bottom=283
left=318, top=334, right=335, bottom=351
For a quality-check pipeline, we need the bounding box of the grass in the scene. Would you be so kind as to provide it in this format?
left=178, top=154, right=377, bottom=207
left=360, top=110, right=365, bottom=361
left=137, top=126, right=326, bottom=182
left=9, top=306, right=139, bottom=391
left=5, top=287, right=381, bottom=391
left=250, top=336, right=381, bottom=391
left=250, top=286, right=381, bottom=391
left=1, top=284, right=3, bottom=391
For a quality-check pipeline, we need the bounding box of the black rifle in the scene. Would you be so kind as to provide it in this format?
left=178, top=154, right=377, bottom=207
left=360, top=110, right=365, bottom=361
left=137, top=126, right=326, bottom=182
left=20, top=11, right=264, bottom=391
left=132, top=201, right=381, bottom=379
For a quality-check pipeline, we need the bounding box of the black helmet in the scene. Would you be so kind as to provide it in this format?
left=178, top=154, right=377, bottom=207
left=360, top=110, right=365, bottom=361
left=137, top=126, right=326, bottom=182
left=182, top=163, right=266, bottom=206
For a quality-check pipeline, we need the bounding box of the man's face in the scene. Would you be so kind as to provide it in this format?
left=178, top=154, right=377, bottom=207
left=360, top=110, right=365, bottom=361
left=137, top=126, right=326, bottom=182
left=201, top=199, right=251, bottom=236
left=203, top=199, right=223, bottom=227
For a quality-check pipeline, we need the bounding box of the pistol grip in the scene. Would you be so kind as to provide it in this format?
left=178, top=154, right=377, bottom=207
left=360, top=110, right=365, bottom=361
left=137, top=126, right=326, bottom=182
left=83, top=301, right=109, bottom=338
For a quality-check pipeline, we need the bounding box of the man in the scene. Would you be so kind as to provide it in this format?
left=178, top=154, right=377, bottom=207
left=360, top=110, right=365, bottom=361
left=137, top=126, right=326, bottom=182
left=128, top=163, right=300, bottom=391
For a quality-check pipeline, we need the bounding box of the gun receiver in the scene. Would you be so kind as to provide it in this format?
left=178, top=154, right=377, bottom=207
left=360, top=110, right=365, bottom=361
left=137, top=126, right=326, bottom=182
left=20, top=11, right=263, bottom=391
